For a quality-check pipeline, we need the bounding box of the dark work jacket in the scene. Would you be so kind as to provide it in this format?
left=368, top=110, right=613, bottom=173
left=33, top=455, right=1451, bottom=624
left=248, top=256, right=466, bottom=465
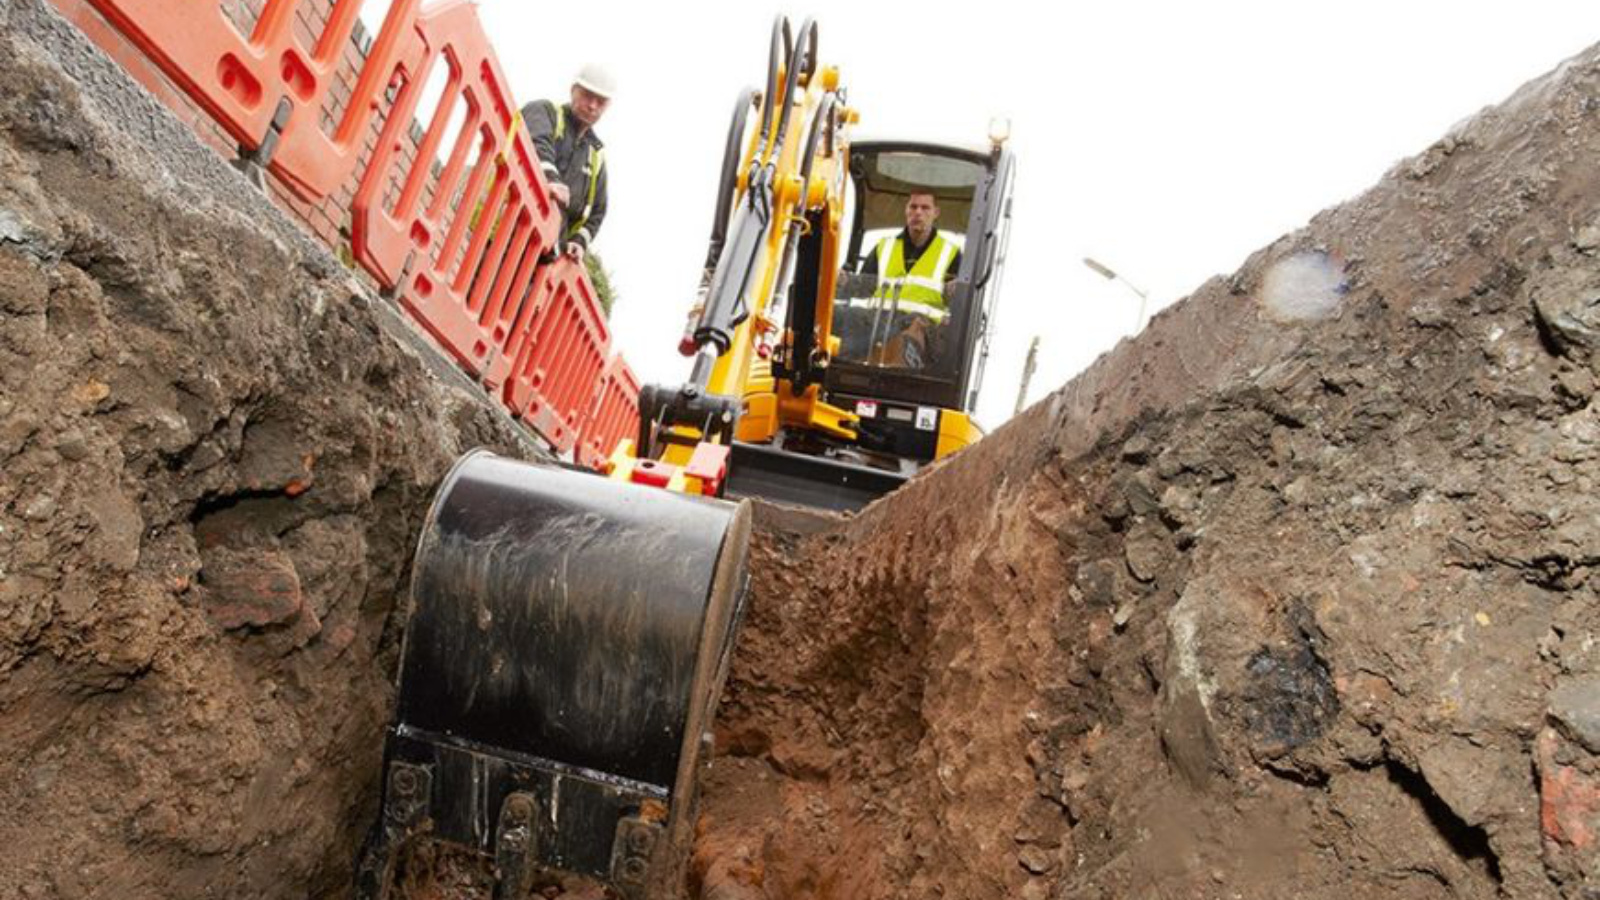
left=521, top=99, right=608, bottom=249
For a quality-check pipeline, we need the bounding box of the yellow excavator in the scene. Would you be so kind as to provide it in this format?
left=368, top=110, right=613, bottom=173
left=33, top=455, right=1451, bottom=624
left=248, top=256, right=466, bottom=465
left=357, top=16, right=1014, bottom=899
left=618, top=19, right=1016, bottom=512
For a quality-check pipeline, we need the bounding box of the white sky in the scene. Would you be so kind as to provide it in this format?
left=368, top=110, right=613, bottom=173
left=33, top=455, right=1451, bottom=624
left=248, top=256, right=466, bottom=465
left=473, top=1, right=1597, bottom=430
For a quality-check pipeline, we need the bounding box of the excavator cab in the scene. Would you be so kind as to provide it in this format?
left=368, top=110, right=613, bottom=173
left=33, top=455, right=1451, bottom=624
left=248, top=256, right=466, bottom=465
left=833, top=141, right=1016, bottom=439
left=726, top=139, right=1017, bottom=510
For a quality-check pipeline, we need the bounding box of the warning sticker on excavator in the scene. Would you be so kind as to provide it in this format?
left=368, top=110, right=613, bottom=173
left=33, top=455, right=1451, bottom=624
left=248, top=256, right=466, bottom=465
left=856, top=400, right=878, bottom=418
left=915, top=407, right=938, bottom=431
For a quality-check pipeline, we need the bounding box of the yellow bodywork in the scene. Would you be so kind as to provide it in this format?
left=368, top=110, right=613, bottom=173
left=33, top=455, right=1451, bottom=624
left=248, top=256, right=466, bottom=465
left=606, top=35, right=983, bottom=498
left=690, top=65, right=857, bottom=456
left=935, top=409, right=984, bottom=460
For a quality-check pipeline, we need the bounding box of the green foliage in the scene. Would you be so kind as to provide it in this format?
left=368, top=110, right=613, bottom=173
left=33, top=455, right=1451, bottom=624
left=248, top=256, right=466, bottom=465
left=584, top=249, right=617, bottom=317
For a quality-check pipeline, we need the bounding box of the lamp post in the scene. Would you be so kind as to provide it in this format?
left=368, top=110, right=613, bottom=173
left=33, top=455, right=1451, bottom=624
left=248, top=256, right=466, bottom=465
left=1013, top=336, right=1039, bottom=416
left=1083, top=257, right=1150, bottom=331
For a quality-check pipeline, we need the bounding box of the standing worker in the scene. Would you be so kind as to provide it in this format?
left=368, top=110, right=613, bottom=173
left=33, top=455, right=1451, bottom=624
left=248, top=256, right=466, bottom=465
left=521, top=65, right=614, bottom=263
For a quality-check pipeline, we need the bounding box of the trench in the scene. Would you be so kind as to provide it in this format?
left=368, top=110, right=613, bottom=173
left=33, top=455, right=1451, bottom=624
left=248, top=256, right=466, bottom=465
left=3, top=2, right=1600, bottom=899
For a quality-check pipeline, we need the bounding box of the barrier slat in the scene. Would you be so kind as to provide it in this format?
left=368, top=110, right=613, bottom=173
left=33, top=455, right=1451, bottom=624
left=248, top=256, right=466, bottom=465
left=349, top=0, right=559, bottom=389
left=505, top=263, right=568, bottom=449
left=504, top=258, right=610, bottom=454
left=271, top=0, right=421, bottom=199
left=83, top=0, right=278, bottom=147
left=578, top=355, right=641, bottom=470
left=84, top=0, right=422, bottom=200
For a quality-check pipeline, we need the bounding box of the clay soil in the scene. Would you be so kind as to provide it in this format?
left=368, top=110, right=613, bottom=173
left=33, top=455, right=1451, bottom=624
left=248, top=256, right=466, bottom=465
left=3, top=2, right=1600, bottom=899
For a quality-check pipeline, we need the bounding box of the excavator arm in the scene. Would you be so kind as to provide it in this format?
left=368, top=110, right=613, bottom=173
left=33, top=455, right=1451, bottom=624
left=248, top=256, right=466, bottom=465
left=611, top=16, right=859, bottom=497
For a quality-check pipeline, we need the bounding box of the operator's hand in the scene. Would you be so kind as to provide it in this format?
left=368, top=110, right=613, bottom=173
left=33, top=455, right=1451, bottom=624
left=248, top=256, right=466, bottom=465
left=549, top=182, right=571, bottom=208
left=565, top=242, right=585, bottom=264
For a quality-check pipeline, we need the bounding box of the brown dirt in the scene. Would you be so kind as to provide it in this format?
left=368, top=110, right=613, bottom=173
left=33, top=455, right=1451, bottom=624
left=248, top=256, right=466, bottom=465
left=0, top=3, right=540, bottom=898
left=6, top=1, right=1600, bottom=899
left=693, top=42, right=1600, bottom=900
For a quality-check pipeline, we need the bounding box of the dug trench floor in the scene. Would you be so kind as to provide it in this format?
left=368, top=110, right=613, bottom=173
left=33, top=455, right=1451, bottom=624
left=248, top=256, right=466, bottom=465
left=4, top=1, right=1600, bottom=898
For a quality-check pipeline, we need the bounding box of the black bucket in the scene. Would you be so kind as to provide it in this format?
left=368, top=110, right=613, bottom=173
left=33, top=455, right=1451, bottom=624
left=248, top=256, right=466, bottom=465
left=358, top=450, right=751, bottom=900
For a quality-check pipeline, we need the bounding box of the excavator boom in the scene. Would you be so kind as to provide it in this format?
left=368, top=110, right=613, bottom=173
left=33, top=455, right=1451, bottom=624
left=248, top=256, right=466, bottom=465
left=615, top=16, right=858, bottom=493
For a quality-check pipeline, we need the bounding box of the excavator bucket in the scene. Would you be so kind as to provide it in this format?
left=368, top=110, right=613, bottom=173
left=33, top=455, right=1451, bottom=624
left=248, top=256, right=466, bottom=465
left=357, top=451, right=751, bottom=900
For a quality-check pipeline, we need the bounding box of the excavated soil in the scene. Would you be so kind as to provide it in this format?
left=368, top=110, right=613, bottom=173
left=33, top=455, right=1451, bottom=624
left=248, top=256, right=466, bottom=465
left=692, top=43, right=1600, bottom=900
left=4, top=1, right=1600, bottom=899
left=0, top=3, right=542, bottom=897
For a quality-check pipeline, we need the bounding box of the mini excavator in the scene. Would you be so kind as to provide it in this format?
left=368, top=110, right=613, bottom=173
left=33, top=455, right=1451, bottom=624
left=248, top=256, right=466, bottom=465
left=358, top=16, right=1014, bottom=899
left=627, top=21, right=1016, bottom=513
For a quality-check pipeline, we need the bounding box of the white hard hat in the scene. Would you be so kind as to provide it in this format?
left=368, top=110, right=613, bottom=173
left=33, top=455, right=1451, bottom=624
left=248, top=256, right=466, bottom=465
left=573, top=64, right=617, bottom=100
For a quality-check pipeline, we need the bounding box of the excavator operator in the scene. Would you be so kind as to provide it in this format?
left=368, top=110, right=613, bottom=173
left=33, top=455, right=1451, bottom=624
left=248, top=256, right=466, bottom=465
left=840, top=190, right=962, bottom=368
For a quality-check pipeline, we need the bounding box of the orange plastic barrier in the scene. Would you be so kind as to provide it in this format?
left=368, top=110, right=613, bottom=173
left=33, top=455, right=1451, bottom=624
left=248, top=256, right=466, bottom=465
left=505, top=258, right=610, bottom=455
left=578, top=355, right=641, bottom=470
left=349, top=0, right=560, bottom=388
left=84, top=0, right=420, bottom=200
left=75, top=0, right=639, bottom=466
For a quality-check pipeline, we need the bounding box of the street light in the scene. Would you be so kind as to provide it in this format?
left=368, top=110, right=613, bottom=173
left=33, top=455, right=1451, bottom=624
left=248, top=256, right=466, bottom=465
left=1083, top=256, right=1150, bottom=331
left=1013, top=336, right=1039, bottom=416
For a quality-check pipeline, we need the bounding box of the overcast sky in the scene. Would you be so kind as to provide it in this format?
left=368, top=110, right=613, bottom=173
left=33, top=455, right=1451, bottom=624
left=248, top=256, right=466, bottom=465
left=465, top=1, right=1597, bottom=429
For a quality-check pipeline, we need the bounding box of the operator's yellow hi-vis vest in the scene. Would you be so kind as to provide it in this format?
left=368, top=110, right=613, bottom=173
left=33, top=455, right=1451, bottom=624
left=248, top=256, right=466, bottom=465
left=872, top=231, right=958, bottom=320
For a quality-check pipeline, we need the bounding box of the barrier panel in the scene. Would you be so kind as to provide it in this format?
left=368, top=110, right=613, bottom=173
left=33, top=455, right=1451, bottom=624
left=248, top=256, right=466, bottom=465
left=84, top=0, right=421, bottom=201
left=349, top=0, right=560, bottom=389
left=505, top=258, right=610, bottom=456
left=72, top=0, right=639, bottom=467
left=578, top=355, right=641, bottom=470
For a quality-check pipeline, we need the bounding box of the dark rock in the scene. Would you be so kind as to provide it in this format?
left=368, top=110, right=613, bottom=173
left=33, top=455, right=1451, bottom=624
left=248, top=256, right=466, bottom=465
left=1549, top=676, right=1600, bottom=755
left=1120, top=435, right=1153, bottom=463
left=1074, top=559, right=1117, bottom=609
left=1236, top=603, right=1338, bottom=757
left=1123, top=522, right=1170, bottom=584
left=1122, top=472, right=1162, bottom=516
left=1529, top=266, right=1600, bottom=357
left=1017, top=844, right=1056, bottom=874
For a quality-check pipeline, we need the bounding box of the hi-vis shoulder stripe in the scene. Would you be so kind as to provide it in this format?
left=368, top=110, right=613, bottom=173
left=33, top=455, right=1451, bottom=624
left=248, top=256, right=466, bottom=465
left=499, top=109, right=524, bottom=164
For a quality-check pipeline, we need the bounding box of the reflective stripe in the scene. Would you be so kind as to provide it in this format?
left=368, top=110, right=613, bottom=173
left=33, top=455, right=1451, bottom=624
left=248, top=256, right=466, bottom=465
left=565, top=144, right=604, bottom=241
left=845, top=291, right=947, bottom=322
left=933, top=239, right=957, bottom=283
